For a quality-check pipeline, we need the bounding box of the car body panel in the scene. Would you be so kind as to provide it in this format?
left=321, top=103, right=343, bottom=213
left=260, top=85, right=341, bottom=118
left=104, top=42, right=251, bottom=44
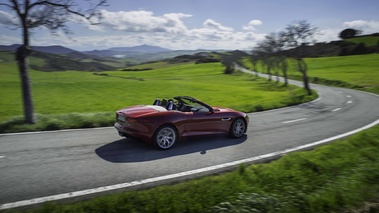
left=114, top=96, right=249, bottom=145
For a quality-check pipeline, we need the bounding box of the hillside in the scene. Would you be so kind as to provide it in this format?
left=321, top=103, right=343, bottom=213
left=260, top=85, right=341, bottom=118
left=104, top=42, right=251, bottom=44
left=1, top=33, right=377, bottom=72
left=345, top=33, right=379, bottom=46
left=29, top=51, right=116, bottom=71
left=0, top=44, right=77, bottom=54
left=282, top=33, right=379, bottom=58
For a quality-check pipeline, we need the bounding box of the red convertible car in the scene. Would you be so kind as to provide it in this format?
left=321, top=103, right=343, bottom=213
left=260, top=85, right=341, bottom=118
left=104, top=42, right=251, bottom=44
left=115, top=96, right=249, bottom=149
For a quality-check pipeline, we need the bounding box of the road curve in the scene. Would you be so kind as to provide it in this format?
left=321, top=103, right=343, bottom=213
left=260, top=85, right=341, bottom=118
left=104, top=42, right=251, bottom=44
left=1, top=67, right=379, bottom=209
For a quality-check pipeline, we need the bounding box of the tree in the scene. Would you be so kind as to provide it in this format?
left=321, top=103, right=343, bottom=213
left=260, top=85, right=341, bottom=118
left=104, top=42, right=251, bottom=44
left=282, top=20, right=317, bottom=95
left=249, top=51, right=259, bottom=77
left=277, top=32, right=289, bottom=86
left=254, top=37, right=274, bottom=81
left=339, top=28, right=362, bottom=39
left=221, top=57, right=235, bottom=74
left=253, top=33, right=289, bottom=85
left=0, top=0, right=108, bottom=124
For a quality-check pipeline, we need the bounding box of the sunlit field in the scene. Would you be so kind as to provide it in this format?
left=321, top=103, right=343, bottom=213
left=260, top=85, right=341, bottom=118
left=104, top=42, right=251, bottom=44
left=243, top=53, right=379, bottom=94
left=0, top=60, right=314, bottom=125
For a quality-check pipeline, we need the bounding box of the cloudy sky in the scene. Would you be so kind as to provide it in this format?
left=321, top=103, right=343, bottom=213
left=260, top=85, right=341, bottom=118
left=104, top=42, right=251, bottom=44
left=1, top=0, right=379, bottom=51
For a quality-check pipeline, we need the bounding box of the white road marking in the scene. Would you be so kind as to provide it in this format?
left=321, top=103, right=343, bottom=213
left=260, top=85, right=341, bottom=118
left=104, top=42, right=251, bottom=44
left=346, top=95, right=352, bottom=98
left=347, top=100, right=353, bottom=104
left=2, top=118, right=378, bottom=210
left=332, top=108, right=341, bottom=112
left=0, top=156, right=4, bottom=159
left=283, top=118, right=307, bottom=124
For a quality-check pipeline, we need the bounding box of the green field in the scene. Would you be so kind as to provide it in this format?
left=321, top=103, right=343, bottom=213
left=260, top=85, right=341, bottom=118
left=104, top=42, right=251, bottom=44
left=346, top=36, right=379, bottom=47
left=0, top=59, right=315, bottom=124
left=243, top=53, right=379, bottom=94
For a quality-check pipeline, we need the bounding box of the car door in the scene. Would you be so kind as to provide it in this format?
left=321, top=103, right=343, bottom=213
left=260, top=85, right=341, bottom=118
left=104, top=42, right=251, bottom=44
left=183, top=111, right=230, bottom=136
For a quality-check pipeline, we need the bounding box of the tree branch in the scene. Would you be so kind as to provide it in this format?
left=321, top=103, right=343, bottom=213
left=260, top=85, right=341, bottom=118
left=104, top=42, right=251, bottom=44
left=27, top=0, right=107, bottom=23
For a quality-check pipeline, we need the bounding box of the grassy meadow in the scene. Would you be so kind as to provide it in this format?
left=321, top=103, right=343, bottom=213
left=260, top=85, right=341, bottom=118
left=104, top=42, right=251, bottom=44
left=0, top=57, right=316, bottom=133
left=346, top=36, right=379, bottom=46
left=242, top=53, right=379, bottom=94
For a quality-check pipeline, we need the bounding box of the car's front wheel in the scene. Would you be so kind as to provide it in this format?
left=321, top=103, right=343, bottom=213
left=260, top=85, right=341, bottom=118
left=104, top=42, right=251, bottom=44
left=229, top=118, right=246, bottom=138
left=153, top=125, right=178, bottom=150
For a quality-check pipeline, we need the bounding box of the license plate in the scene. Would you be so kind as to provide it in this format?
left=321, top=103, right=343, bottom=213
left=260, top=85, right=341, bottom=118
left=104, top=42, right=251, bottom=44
left=115, top=122, right=122, bottom=128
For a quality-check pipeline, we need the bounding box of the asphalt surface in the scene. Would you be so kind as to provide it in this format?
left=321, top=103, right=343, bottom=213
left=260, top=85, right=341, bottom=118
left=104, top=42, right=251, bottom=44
left=1, top=68, right=379, bottom=208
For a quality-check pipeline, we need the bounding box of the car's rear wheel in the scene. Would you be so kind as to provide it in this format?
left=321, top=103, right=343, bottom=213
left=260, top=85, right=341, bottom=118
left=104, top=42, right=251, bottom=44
left=153, top=125, right=178, bottom=150
left=229, top=118, right=246, bottom=138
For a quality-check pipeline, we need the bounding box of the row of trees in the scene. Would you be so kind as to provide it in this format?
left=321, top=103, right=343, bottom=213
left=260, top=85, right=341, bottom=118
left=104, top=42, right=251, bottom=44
left=250, top=20, right=317, bottom=95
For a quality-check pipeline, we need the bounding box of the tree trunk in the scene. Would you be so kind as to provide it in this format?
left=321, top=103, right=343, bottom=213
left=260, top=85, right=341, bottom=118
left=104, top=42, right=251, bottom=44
left=267, top=65, right=272, bottom=81
left=16, top=49, right=36, bottom=124
left=281, top=58, right=288, bottom=86
left=275, top=71, right=279, bottom=83
left=283, top=70, right=288, bottom=86
left=253, top=63, right=258, bottom=77
left=297, top=58, right=312, bottom=95
left=302, top=71, right=311, bottom=95
left=16, top=16, right=36, bottom=124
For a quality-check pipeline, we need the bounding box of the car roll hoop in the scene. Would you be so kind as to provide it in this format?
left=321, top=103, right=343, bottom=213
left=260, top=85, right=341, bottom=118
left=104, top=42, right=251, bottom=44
left=166, top=100, right=177, bottom=110
left=153, top=98, right=160, bottom=105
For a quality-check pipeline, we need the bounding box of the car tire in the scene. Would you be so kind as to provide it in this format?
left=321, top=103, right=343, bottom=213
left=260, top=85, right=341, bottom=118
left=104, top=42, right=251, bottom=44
left=153, top=125, right=178, bottom=150
left=229, top=118, right=246, bottom=138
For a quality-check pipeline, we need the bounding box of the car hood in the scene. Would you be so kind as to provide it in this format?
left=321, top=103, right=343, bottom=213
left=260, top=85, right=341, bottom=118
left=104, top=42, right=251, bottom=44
left=117, top=105, right=167, bottom=118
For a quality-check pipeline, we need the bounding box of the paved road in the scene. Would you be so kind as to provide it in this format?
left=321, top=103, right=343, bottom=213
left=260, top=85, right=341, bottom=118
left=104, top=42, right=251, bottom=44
left=1, top=67, right=379, bottom=208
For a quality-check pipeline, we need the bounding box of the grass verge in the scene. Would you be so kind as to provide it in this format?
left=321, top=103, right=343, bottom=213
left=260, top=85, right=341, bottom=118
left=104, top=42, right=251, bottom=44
left=242, top=54, right=379, bottom=94
left=0, top=112, right=114, bottom=133
left=5, top=125, right=379, bottom=213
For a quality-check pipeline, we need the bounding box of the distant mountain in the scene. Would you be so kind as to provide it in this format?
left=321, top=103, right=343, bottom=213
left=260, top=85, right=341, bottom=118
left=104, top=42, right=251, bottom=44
left=0, top=44, right=78, bottom=55
left=107, top=44, right=171, bottom=53
left=0, top=43, right=229, bottom=67
left=0, top=44, right=20, bottom=51
left=33, top=45, right=78, bottom=54
left=83, top=44, right=172, bottom=57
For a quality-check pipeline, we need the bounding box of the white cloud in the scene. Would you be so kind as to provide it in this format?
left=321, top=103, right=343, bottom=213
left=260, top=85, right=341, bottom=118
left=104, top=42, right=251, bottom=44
left=343, top=20, right=379, bottom=34
left=203, top=19, right=233, bottom=31
left=92, top=10, right=191, bottom=34
left=0, top=34, right=20, bottom=45
left=0, top=8, right=268, bottom=50
left=243, top=19, right=262, bottom=31
left=17, top=9, right=379, bottom=51
left=0, top=10, right=18, bottom=26
left=314, top=20, right=379, bottom=43
left=314, top=28, right=340, bottom=42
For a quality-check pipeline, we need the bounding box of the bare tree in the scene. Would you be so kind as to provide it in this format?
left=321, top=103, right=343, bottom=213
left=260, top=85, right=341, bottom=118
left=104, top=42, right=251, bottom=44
left=279, top=55, right=289, bottom=85
left=254, top=39, right=273, bottom=81
left=249, top=51, right=259, bottom=77
left=221, top=57, right=235, bottom=74
left=278, top=31, right=289, bottom=86
left=282, top=20, right=317, bottom=95
left=0, top=0, right=108, bottom=124
left=253, top=33, right=285, bottom=83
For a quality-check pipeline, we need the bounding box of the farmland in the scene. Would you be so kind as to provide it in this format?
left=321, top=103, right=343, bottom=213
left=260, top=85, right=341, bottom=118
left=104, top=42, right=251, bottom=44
left=0, top=56, right=315, bottom=133
left=1, top=52, right=378, bottom=212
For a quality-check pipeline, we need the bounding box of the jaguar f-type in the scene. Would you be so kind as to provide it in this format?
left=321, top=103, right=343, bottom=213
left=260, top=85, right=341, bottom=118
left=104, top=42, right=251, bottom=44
left=115, top=96, right=249, bottom=149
